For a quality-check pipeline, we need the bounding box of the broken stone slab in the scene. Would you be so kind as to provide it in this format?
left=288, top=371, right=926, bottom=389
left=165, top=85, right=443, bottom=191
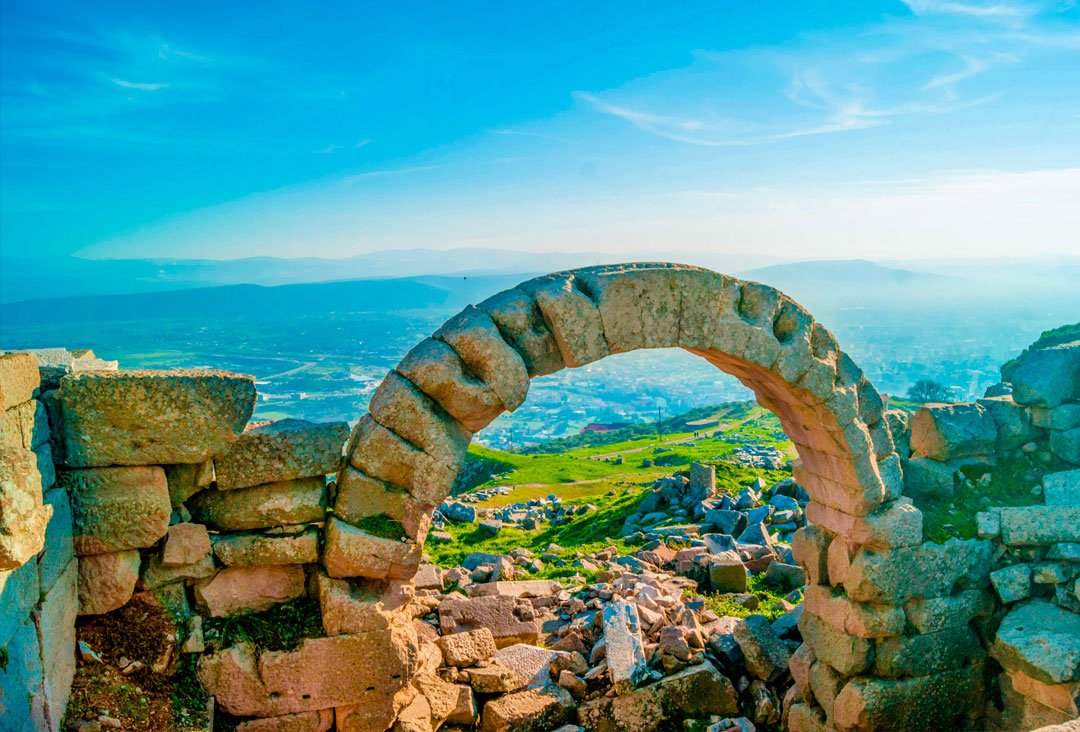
left=466, top=580, right=561, bottom=599
left=193, top=564, right=306, bottom=617
left=575, top=660, right=738, bottom=732
left=0, top=446, right=51, bottom=570
left=188, top=476, right=327, bottom=530
left=990, top=599, right=1080, bottom=685
left=991, top=563, right=1032, bottom=604
left=1000, top=506, right=1080, bottom=545
left=61, top=465, right=171, bottom=556
left=601, top=601, right=649, bottom=696
left=467, top=663, right=525, bottom=693
left=161, top=522, right=212, bottom=566
left=57, top=369, right=256, bottom=467
left=212, top=528, right=319, bottom=567
left=197, top=627, right=418, bottom=718
left=734, top=614, right=794, bottom=682
left=492, top=644, right=566, bottom=687
left=480, top=685, right=574, bottom=732
left=76, top=549, right=140, bottom=615
left=215, top=418, right=348, bottom=490
left=910, top=402, right=996, bottom=460
left=438, top=627, right=498, bottom=667
left=315, top=571, right=413, bottom=636
left=438, top=594, right=539, bottom=648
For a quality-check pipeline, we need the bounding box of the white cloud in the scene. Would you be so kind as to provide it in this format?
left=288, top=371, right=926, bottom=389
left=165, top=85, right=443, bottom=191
left=111, top=78, right=168, bottom=91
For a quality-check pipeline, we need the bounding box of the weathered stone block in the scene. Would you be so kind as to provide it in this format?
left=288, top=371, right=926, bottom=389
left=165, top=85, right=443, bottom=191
left=831, top=664, right=982, bottom=732
left=805, top=498, right=922, bottom=549
left=872, top=625, right=979, bottom=678
left=161, top=522, right=212, bottom=566
left=809, top=659, right=845, bottom=722
left=734, top=613, right=793, bottom=682
left=990, top=599, right=1080, bottom=685
left=347, top=415, right=456, bottom=506
left=215, top=418, right=348, bottom=490
left=901, top=457, right=956, bottom=499
left=708, top=550, right=748, bottom=593
left=480, top=685, right=574, bottom=732
left=434, top=305, right=530, bottom=413
left=62, top=465, right=170, bottom=555
left=798, top=610, right=874, bottom=676
left=910, top=402, right=995, bottom=460
left=1003, top=339, right=1080, bottom=408
left=1033, top=403, right=1080, bottom=431
left=77, top=549, right=140, bottom=615
left=843, top=538, right=993, bottom=604
left=1050, top=427, right=1080, bottom=465
left=198, top=627, right=418, bottom=717
left=212, top=528, right=319, bottom=567
left=333, top=466, right=434, bottom=541
left=0, top=446, right=51, bottom=570
left=479, top=286, right=565, bottom=377
left=0, top=619, right=45, bottom=731
left=38, top=487, right=73, bottom=597
left=142, top=551, right=216, bottom=589
left=315, top=571, right=412, bottom=636
left=437, top=627, right=497, bottom=667
left=791, top=526, right=831, bottom=586
left=602, top=601, right=648, bottom=695
left=368, top=370, right=471, bottom=468
left=0, top=352, right=40, bottom=410
left=194, top=564, right=306, bottom=617
left=163, top=460, right=214, bottom=506
left=1000, top=505, right=1080, bottom=545
left=188, top=476, right=327, bottom=530
left=322, top=516, right=419, bottom=580
left=35, top=559, right=77, bottom=727
left=991, top=563, right=1032, bottom=604
left=0, top=559, right=38, bottom=646
left=235, top=710, right=334, bottom=732
left=903, top=589, right=994, bottom=634
left=803, top=584, right=905, bottom=638
left=1044, top=469, right=1080, bottom=507
left=396, top=338, right=505, bottom=432
left=438, top=594, right=539, bottom=648
left=1007, top=668, right=1080, bottom=718
left=58, top=369, right=255, bottom=466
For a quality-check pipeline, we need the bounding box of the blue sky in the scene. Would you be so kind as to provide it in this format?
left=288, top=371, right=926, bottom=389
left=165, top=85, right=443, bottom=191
left=2, top=0, right=1078, bottom=261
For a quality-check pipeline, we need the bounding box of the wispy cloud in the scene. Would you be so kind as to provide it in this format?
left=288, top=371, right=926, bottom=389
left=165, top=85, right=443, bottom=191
left=314, top=139, right=372, bottom=154
left=111, top=78, right=168, bottom=91
left=341, top=164, right=440, bottom=183
left=490, top=128, right=577, bottom=145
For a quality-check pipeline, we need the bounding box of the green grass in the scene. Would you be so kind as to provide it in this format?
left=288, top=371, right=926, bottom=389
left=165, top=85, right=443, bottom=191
left=352, top=514, right=406, bottom=540
left=203, top=597, right=324, bottom=654
left=1001, top=321, right=1080, bottom=377
left=882, top=396, right=923, bottom=414
left=690, top=574, right=791, bottom=622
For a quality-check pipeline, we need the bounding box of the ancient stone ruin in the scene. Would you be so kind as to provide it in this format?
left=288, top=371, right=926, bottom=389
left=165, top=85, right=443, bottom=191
left=1, top=263, right=1077, bottom=732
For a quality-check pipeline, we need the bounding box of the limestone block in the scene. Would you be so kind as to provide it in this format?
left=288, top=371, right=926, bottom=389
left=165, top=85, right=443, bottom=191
left=347, top=415, right=456, bottom=506
left=438, top=595, right=539, bottom=648
left=787, top=703, right=835, bottom=732
left=368, top=371, right=471, bottom=467
left=58, top=369, right=256, bottom=467
left=1002, top=339, right=1080, bottom=408
left=445, top=683, right=478, bottom=726
left=998, top=671, right=1077, bottom=731
left=809, top=659, right=845, bottom=722
left=602, top=600, right=648, bottom=695
left=193, top=564, right=306, bottom=617
left=188, top=476, right=327, bottom=530
left=1044, top=469, right=1080, bottom=507
left=142, top=552, right=216, bottom=590
left=577, top=265, right=684, bottom=353
left=0, top=559, right=39, bottom=646
left=826, top=536, right=855, bottom=589
left=1050, top=426, right=1080, bottom=465
left=161, top=522, right=212, bottom=566
left=213, top=528, right=319, bottom=567
left=2, top=400, right=49, bottom=452
left=315, top=571, right=413, bottom=636
left=334, top=688, right=415, bottom=732
left=843, top=538, right=993, bottom=604
left=805, top=498, right=922, bottom=550
left=798, top=610, right=874, bottom=676
left=492, top=643, right=565, bottom=687
left=414, top=563, right=444, bottom=591
left=902, top=589, right=995, bottom=634
left=77, top=549, right=140, bottom=615
left=575, top=660, right=738, bottom=732
left=198, top=627, right=418, bottom=718
left=434, top=305, right=530, bottom=412
left=803, top=584, right=905, bottom=638
left=465, top=580, right=561, bottom=598
left=991, top=563, right=1032, bottom=604
left=0, top=446, right=51, bottom=570
left=479, top=685, right=574, bottom=732
left=34, top=441, right=55, bottom=492
left=523, top=273, right=610, bottom=368
left=479, top=286, right=565, bottom=377
left=901, top=457, right=957, bottom=499
left=164, top=461, right=214, bottom=506
left=0, top=352, right=40, bottom=410
left=708, top=550, right=747, bottom=593
left=235, top=710, right=334, bottom=732
left=831, top=664, right=982, bottom=732
left=0, top=619, right=45, bottom=730
left=910, top=402, right=995, bottom=460
left=791, top=526, right=831, bottom=586
left=396, top=338, right=505, bottom=432
left=333, top=466, right=433, bottom=541
left=1033, top=403, right=1080, bottom=431
left=61, top=465, right=171, bottom=555
left=872, top=625, right=978, bottom=678
left=38, top=487, right=73, bottom=597
left=437, top=627, right=498, bottom=667
left=35, top=559, right=77, bottom=728
left=1007, top=668, right=1080, bottom=718
left=976, top=509, right=1001, bottom=539
left=322, top=516, right=420, bottom=580
left=734, top=614, right=793, bottom=682
left=979, top=395, right=1044, bottom=451
left=215, top=418, right=348, bottom=490
left=990, top=599, right=1080, bottom=685
left=1000, top=505, right=1080, bottom=545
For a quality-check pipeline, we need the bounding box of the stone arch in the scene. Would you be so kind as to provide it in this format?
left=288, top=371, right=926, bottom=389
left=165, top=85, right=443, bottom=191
left=322, top=262, right=919, bottom=582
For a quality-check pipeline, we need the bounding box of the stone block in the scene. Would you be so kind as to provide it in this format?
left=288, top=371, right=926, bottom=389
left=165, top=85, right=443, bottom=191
left=478, top=286, right=565, bottom=378
left=437, top=627, right=498, bottom=667
left=734, top=613, right=793, bottom=682
left=35, top=559, right=77, bottom=728
left=831, top=664, right=982, bottom=732
left=990, top=599, right=1080, bottom=685
left=575, top=660, right=738, bottom=732
left=314, top=571, right=411, bottom=638
left=991, top=563, right=1032, bottom=604
left=434, top=305, right=530, bottom=413
left=0, top=352, right=40, bottom=409
left=872, top=625, right=979, bottom=678
left=602, top=601, right=648, bottom=695
left=212, top=528, right=319, bottom=567
left=466, top=580, right=561, bottom=598
left=708, top=550, right=747, bottom=593
left=62, top=465, right=170, bottom=555
left=77, top=549, right=140, bottom=615
left=368, top=370, right=472, bottom=469
left=979, top=395, right=1043, bottom=451
left=0, top=446, right=51, bottom=570
left=333, top=466, right=433, bottom=542
left=235, top=710, right=334, bottom=732
left=57, top=369, right=255, bottom=467
left=38, top=487, right=73, bottom=597
left=809, top=659, right=845, bottom=722
left=414, top=563, right=444, bottom=591
left=1044, top=469, right=1080, bottom=507
left=396, top=338, right=505, bottom=432
left=1033, top=403, right=1080, bottom=431
left=1050, top=426, right=1080, bottom=464
left=188, top=476, right=327, bottom=530
left=910, top=402, right=995, bottom=460
left=198, top=627, right=418, bottom=718
left=161, top=522, right=212, bottom=566
left=805, top=498, right=922, bottom=550
left=1008, top=668, right=1080, bottom=718
left=480, top=685, right=574, bottom=732
left=33, top=441, right=55, bottom=492
left=0, top=559, right=39, bottom=646
left=791, top=526, right=831, bottom=586
left=903, top=589, right=995, bottom=634
left=164, top=461, right=214, bottom=506
left=142, top=551, right=216, bottom=589
left=901, top=457, right=956, bottom=499
left=438, top=595, right=539, bottom=648
left=843, top=538, right=993, bottom=604
left=0, top=619, right=45, bottom=730
left=322, top=516, right=419, bottom=580
left=976, top=509, right=1000, bottom=540
left=215, top=418, right=348, bottom=490
left=1000, top=505, right=1080, bottom=545
left=347, top=415, right=457, bottom=506
left=523, top=273, right=610, bottom=368
left=492, top=643, right=565, bottom=687
left=803, top=584, right=905, bottom=638
left=798, top=610, right=874, bottom=676
left=194, top=564, right=306, bottom=617
left=1003, top=339, right=1080, bottom=408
